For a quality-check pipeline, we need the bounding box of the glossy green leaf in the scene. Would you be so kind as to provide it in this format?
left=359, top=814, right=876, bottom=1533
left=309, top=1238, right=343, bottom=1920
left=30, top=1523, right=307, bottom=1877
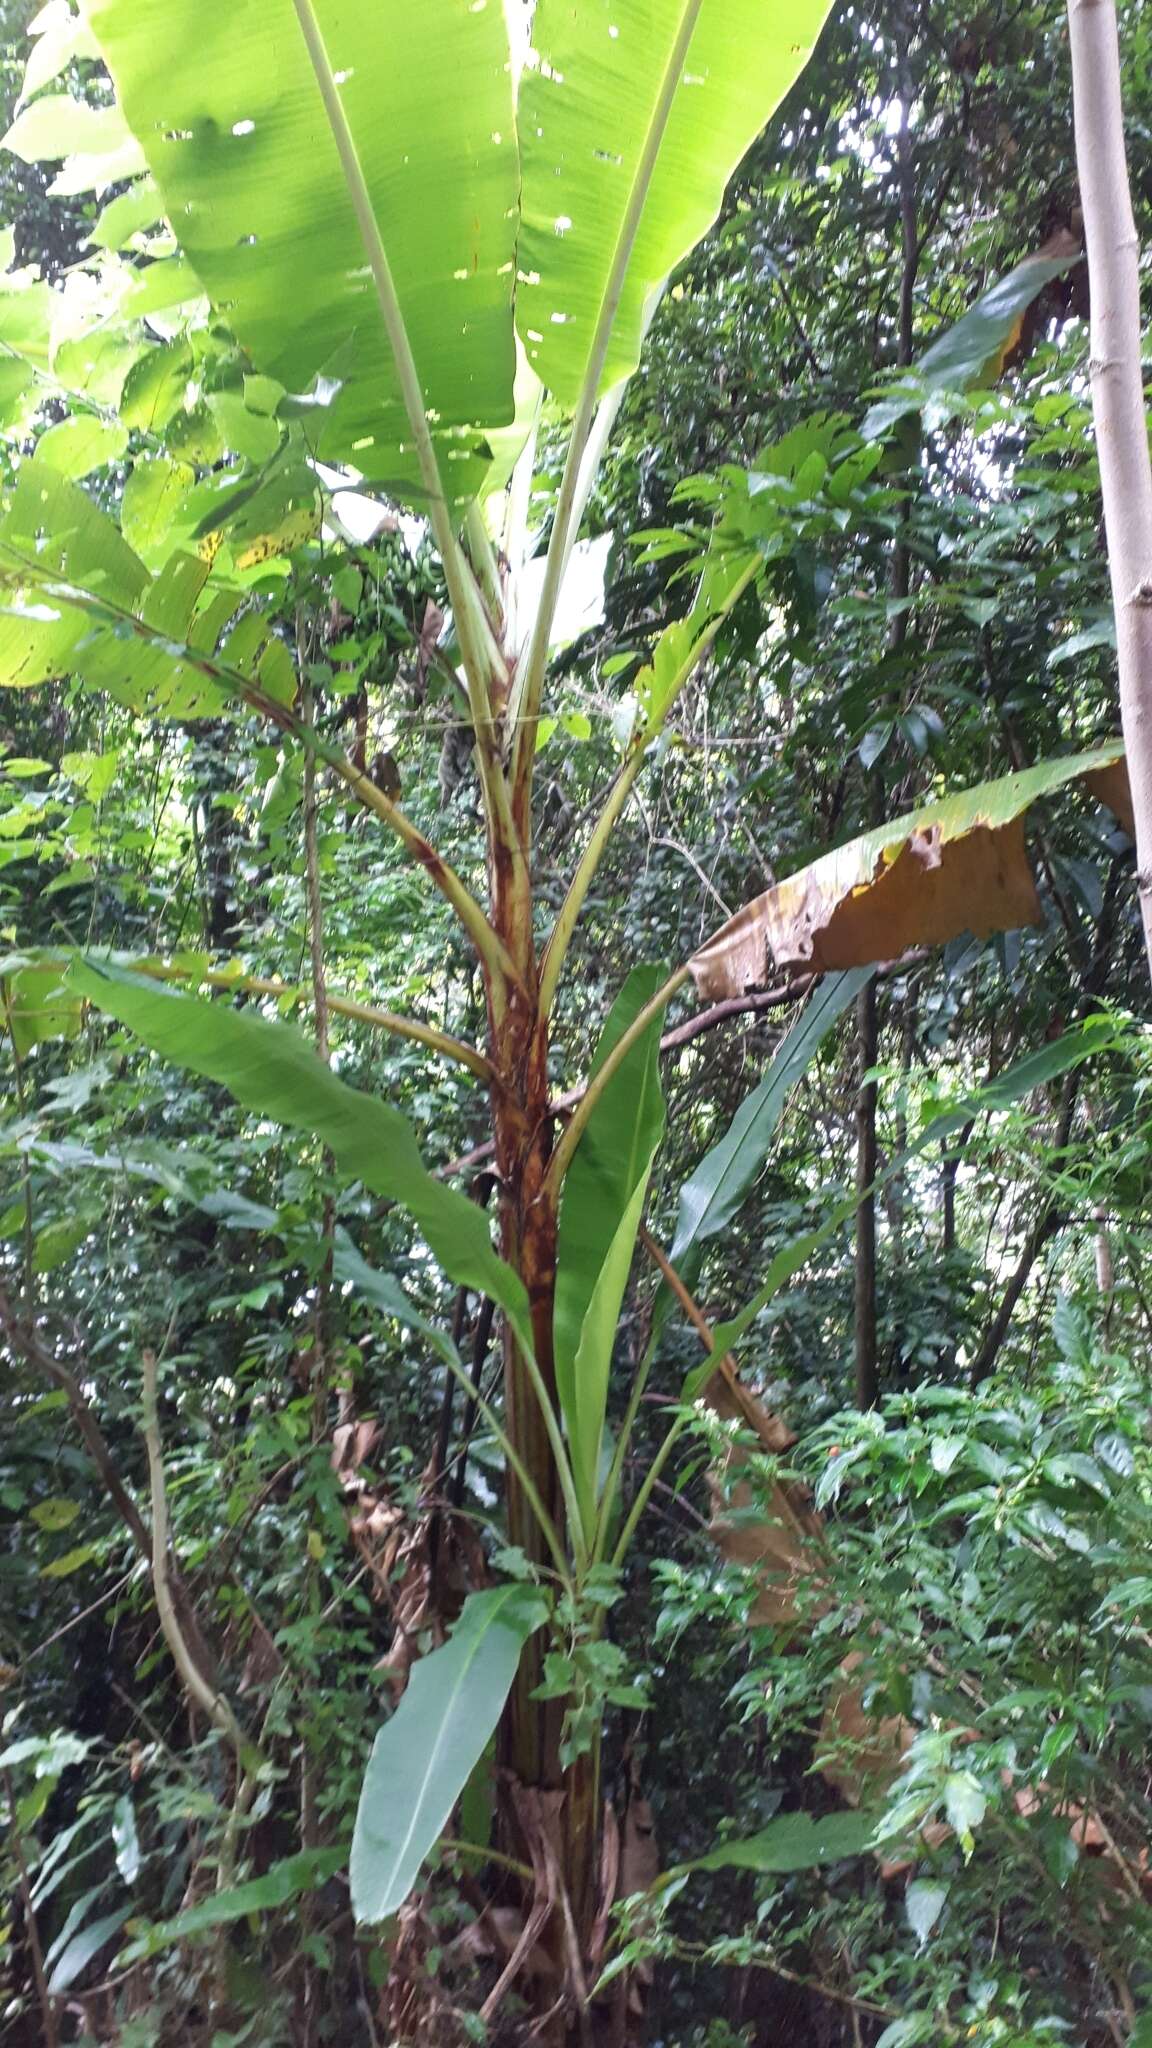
left=18, top=2, right=102, bottom=104
left=555, top=967, right=668, bottom=1376
left=111, top=1793, right=140, bottom=1885
left=87, top=175, right=163, bottom=250
left=120, top=455, right=195, bottom=562
left=2, top=92, right=138, bottom=166
left=87, top=0, right=519, bottom=488
left=34, top=1212, right=93, bottom=1277
left=66, top=958, right=532, bottom=1344
left=943, top=1770, right=986, bottom=1844
left=906, top=1880, right=948, bottom=1946
left=518, top=0, right=834, bottom=405
left=0, top=237, right=52, bottom=427
left=351, top=1584, right=548, bottom=1924
left=569, top=1171, right=654, bottom=1540
left=118, top=342, right=193, bottom=432
left=0, top=462, right=291, bottom=718
left=666, top=969, right=868, bottom=1307
left=41, top=1542, right=98, bottom=1576
left=29, top=1497, right=81, bottom=1530
left=2, top=959, right=83, bottom=1056
left=46, top=1901, right=129, bottom=1991
left=0, top=458, right=149, bottom=689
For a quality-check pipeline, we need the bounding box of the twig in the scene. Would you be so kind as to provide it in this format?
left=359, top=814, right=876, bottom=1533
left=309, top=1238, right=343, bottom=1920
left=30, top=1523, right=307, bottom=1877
left=139, top=1348, right=252, bottom=1762
left=19, top=1572, right=135, bottom=1668
left=0, top=1294, right=150, bottom=1556
left=5, top=1767, right=57, bottom=2048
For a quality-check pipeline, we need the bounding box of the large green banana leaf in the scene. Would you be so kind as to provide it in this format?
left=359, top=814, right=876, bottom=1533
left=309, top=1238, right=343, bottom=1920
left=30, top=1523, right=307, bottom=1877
left=518, top=0, right=835, bottom=406
left=66, top=958, right=534, bottom=1347
left=83, top=0, right=520, bottom=485
left=78, top=0, right=832, bottom=488
left=351, top=1584, right=548, bottom=1924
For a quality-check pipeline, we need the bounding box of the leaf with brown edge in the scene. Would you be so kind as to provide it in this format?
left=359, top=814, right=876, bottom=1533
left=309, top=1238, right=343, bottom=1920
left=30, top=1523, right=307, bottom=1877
left=688, top=744, right=1126, bottom=998
left=1085, top=757, right=1135, bottom=837
left=705, top=1365, right=826, bottom=1630
left=861, top=227, right=1083, bottom=439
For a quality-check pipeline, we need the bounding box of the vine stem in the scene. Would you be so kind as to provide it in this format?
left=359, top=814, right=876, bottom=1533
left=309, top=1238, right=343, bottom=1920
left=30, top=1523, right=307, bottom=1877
left=5, top=1768, right=57, bottom=2048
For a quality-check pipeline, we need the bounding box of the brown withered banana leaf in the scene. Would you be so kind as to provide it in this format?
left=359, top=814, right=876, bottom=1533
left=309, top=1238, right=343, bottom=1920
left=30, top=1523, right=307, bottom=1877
left=689, top=743, right=1129, bottom=998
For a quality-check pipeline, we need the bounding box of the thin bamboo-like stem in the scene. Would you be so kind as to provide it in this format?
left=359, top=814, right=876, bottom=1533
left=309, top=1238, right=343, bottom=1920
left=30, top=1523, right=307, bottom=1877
left=538, top=556, right=760, bottom=1016
left=510, top=0, right=706, bottom=789
left=544, top=964, right=691, bottom=1200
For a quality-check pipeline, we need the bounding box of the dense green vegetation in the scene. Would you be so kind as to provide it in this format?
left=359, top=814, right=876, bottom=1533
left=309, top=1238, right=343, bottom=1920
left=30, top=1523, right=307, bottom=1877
left=1, top=0, right=1151, bottom=2043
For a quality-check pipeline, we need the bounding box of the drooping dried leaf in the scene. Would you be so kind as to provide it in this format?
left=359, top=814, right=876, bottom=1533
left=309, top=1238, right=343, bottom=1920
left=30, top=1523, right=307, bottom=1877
left=704, top=1359, right=826, bottom=1630
left=817, top=1654, right=915, bottom=1808
left=689, top=744, right=1125, bottom=998
left=1084, top=757, right=1135, bottom=837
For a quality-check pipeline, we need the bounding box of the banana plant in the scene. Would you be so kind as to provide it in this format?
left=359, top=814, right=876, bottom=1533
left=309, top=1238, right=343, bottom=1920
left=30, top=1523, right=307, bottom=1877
left=0, top=0, right=1134, bottom=2020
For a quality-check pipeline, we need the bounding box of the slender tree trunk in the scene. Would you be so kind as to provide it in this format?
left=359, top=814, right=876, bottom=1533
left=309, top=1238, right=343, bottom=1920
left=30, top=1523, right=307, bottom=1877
left=1067, top=0, right=1152, bottom=977
left=853, top=974, right=880, bottom=1409
left=852, top=9, right=919, bottom=1410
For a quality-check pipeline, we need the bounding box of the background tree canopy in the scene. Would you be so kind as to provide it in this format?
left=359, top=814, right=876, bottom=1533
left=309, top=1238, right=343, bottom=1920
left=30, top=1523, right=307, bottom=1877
left=1, top=0, right=1151, bottom=2044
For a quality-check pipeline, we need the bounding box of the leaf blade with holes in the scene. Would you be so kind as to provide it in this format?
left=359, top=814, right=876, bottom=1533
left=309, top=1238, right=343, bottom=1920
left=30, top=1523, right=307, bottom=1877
left=518, top=0, right=836, bottom=405
left=351, top=1585, right=548, bottom=1924
left=85, top=0, right=519, bottom=490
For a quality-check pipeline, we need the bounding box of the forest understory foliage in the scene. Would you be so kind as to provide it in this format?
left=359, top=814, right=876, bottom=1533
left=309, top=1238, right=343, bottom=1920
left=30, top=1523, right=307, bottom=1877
left=1, top=0, right=1151, bottom=2043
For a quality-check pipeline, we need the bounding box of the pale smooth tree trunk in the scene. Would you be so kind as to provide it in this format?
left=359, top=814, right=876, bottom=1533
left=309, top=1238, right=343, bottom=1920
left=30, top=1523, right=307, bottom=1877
left=1067, top=0, right=1152, bottom=978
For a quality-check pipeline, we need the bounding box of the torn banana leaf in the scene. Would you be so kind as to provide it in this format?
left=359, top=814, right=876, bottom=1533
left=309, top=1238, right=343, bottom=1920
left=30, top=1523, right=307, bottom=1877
left=689, top=743, right=1128, bottom=998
